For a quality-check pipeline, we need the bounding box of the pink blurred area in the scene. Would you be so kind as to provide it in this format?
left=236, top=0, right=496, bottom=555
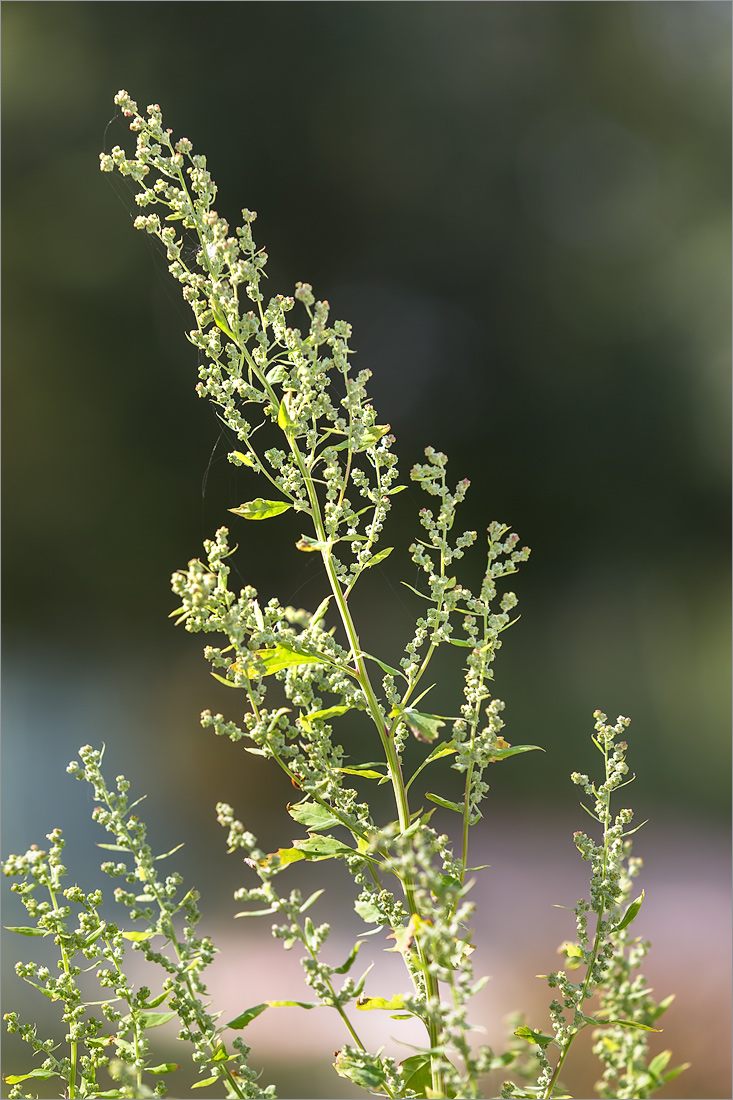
left=196, top=812, right=730, bottom=1099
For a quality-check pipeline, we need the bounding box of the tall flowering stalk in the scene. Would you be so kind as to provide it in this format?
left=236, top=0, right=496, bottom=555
left=0, top=92, right=686, bottom=1100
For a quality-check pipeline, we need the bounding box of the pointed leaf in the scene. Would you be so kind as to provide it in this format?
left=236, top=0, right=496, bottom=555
left=147, top=1063, right=179, bottom=1075
left=229, top=450, right=255, bottom=468
left=425, top=792, right=464, bottom=814
left=139, top=1010, right=177, bottom=1029
left=3, top=1070, right=62, bottom=1084
left=3, top=925, right=49, bottom=937
left=338, top=765, right=387, bottom=780
left=615, top=890, right=644, bottom=932
left=226, top=1004, right=269, bottom=1029
left=333, top=941, right=362, bottom=974
left=210, top=298, right=237, bottom=340
left=489, top=743, right=544, bottom=761
left=277, top=393, right=296, bottom=434
left=363, top=547, right=394, bottom=569
left=192, top=1076, right=220, bottom=1089
left=229, top=498, right=292, bottom=520
left=306, top=704, right=354, bottom=721
left=602, top=1018, right=662, bottom=1032
left=154, top=843, right=185, bottom=862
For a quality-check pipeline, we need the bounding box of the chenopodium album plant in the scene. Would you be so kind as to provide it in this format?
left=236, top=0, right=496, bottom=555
left=1, top=91, right=689, bottom=1100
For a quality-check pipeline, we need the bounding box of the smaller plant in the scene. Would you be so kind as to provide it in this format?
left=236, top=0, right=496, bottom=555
left=2, top=746, right=275, bottom=1100
left=502, top=712, right=690, bottom=1100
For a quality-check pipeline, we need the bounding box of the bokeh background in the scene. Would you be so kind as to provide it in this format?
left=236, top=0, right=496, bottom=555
left=2, top=3, right=730, bottom=1098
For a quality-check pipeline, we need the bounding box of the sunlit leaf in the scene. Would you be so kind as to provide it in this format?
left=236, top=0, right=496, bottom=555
left=363, top=547, right=393, bottom=569
left=357, top=993, right=406, bottom=1012
left=293, top=835, right=353, bottom=860
left=391, top=705, right=445, bottom=743
left=229, top=498, right=292, bottom=520
left=287, top=798, right=340, bottom=830
left=228, top=450, right=255, bottom=468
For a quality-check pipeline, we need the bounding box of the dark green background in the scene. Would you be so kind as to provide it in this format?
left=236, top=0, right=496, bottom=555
left=2, top=4, right=730, bottom=1098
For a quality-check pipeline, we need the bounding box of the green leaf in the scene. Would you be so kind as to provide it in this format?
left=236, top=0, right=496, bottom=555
left=363, top=546, right=393, bottom=569
left=601, top=1018, right=662, bottom=1033
left=210, top=297, right=237, bottom=340
left=354, top=897, right=384, bottom=923
left=287, top=798, right=340, bottom=831
left=293, top=835, right=353, bottom=860
left=399, top=1054, right=432, bottom=1098
left=400, top=581, right=429, bottom=600
left=277, top=393, right=297, bottom=434
left=354, top=423, right=391, bottom=451
left=3, top=1070, right=61, bottom=1083
left=661, top=1062, right=692, bottom=1083
left=305, top=704, right=354, bottom=721
left=154, top=842, right=185, bottom=861
left=391, top=705, right=445, bottom=744
left=192, top=1076, right=220, bottom=1089
left=96, top=843, right=131, bottom=852
left=228, top=450, right=255, bottom=468
left=489, top=743, right=544, bottom=761
left=357, top=993, right=406, bottom=1012
left=142, top=991, right=170, bottom=1009
left=425, top=792, right=464, bottom=814
left=615, top=890, right=644, bottom=932
left=122, top=930, right=158, bottom=942
left=229, top=497, right=292, bottom=520
left=138, top=1010, right=177, bottom=1029
left=256, top=846, right=306, bottom=870
left=334, top=1049, right=388, bottom=1089
left=147, top=1063, right=179, bottom=1075
left=338, top=765, right=387, bottom=780
left=648, top=1050, right=672, bottom=1077
left=447, top=637, right=475, bottom=647
left=3, top=925, right=49, bottom=937
left=252, top=643, right=326, bottom=676
left=333, top=941, right=362, bottom=974
left=226, top=1004, right=268, bottom=1029
left=82, top=922, right=108, bottom=948
left=265, top=999, right=318, bottom=1009
left=265, top=363, right=288, bottom=384
left=295, top=534, right=328, bottom=552
left=358, top=651, right=406, bottom=679
left=514, top=1025, right=555, bottom=1050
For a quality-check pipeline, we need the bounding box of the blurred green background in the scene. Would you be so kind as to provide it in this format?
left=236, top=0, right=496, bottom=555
left=2, top=3, right=730, bottom=1098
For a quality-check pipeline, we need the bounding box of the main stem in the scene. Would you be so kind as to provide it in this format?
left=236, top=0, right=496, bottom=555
left=287, top=437, right=447, bottom=1097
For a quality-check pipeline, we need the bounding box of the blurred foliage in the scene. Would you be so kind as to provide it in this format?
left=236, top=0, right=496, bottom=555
left=2, top=0, right=730, bottom=840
